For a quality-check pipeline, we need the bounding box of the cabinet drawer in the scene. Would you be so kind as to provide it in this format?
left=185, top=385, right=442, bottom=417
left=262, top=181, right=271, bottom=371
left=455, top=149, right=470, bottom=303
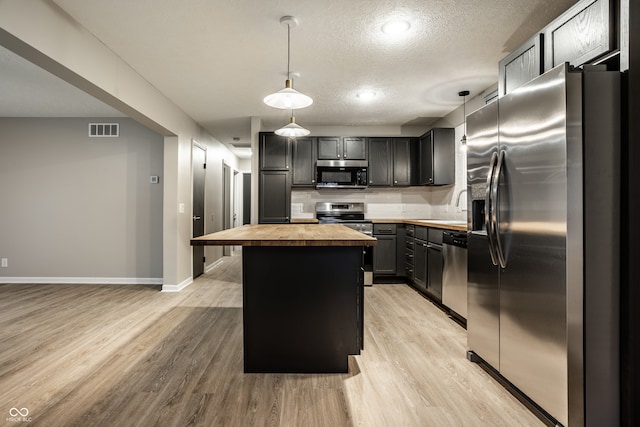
left=374, top=224, right=397, bottom=235
left=428, top=228, right=443, bottom=245
left=405, top=248, right=414, bottom=262
left=405, top=238, right=414, bottom=250
left=406, top=225, right=415, bottom=237
left=415, top=226, right=428, bottom=241
left=404, top=263, right=414, bottom=279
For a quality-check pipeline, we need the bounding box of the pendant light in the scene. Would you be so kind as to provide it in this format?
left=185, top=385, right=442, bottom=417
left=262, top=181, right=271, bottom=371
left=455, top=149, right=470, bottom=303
left=263, top=16, right=313, bottom=110
left=275, top=112, right=310, bottom=137
left=458, top=90, right=470, bottom=146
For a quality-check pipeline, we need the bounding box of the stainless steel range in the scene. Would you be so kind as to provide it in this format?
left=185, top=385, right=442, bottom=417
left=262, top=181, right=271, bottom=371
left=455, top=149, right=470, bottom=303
left=315, top=202, right=373, bottom=284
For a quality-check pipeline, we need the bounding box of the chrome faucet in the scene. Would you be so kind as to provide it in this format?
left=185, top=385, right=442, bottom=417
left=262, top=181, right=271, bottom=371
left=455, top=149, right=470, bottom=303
left=455, top=189, right=468, bottom=207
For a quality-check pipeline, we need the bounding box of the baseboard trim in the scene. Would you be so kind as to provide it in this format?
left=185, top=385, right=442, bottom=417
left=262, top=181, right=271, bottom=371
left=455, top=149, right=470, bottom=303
left=0, top=277, right=163, bottom=285
left=161, top=276, right=192, bottom=292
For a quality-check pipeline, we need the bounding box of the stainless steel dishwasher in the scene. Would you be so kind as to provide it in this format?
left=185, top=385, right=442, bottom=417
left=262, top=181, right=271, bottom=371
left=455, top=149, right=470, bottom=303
left=442, top=231, right=468, bottom=320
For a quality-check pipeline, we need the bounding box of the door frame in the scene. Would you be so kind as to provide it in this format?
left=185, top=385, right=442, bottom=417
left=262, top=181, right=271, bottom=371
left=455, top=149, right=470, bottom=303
left=192, top=140, right=206, bottom=278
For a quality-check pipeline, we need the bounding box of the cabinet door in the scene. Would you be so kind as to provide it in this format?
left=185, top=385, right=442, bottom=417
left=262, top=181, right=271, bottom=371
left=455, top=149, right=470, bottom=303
left=259, top=170, right=291, bottom=223
left=343, top=137, right=367, bottom=160
left=368, top=138, right=393, bottom=186
left=373, top=235, right=397, bottom=274
left=318, top=137, right=341, bottom=159
left=499, top=34, right=543, bottom=97
left=543, top=0, right=613, bottom=72
left=418, top=131, right=434, bottom=185
left=427, top=246, right=443, bottom=301
left=432, top=128, right=455, bottom=185
left=393, top=138, right=412, bottom=186
left=413, top=239, right=428, bottom=292
left=292, top=137, right=316, bottom=186
left=260, top=133, right=290, bottom=170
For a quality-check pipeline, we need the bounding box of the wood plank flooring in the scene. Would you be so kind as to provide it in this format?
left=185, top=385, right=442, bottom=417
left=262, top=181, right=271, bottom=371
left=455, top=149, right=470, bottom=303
left=0, top=256, right=543, bottom=426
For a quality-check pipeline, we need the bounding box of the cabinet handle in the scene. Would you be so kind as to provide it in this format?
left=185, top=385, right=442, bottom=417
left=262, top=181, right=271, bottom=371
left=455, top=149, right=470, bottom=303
left=394, top=180, right=398, bottom=184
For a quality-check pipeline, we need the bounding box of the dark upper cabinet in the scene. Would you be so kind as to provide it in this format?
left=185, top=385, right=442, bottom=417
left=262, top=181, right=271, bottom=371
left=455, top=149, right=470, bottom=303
left=368, top=138, right=393, bottom=186
left=393, top=138, right=417, bottom=186
left=260, top=133, right=290, bottom=170
left=259, top=170, right=290, bottom=223
left=318, top=137, right=341, bottom=160
left=499, top=34, right=544, bottom=97
left=418, top=128, right=454, bottom=186
left=343, top=137, right=367, bottom=160
left=543, top=0, right=614, bottom=72
left=318, top=137, right=367, bottom=160
left=368, top=137, right=417, bottom=187
left=498, top=0, right=615, bottom=97
left=292, top=137, right=317, bottom=187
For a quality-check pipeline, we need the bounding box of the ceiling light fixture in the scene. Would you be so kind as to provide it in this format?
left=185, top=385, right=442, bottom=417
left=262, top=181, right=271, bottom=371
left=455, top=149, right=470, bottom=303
left=459, top=90, right=470, bottom=147
left=275, top=112, right=310, bottom=137
left=356, top=91, right=377, bottom=101
left=381, top=20, right=411, bottom=35
left=263, top=16, right=313, bottom=110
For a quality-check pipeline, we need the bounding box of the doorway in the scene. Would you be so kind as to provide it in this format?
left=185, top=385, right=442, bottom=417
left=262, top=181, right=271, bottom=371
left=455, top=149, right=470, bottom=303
left=192, top=142, right=206, bottom=278
left=223, top=162, right=232, bottom=256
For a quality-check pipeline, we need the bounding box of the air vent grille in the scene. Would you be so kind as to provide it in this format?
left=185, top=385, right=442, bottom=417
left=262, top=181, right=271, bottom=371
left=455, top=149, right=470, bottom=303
left=89, top=123, right=119, bottom=137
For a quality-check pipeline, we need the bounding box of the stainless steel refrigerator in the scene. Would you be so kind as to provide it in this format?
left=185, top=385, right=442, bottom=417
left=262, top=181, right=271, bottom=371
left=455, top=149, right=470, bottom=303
left=466, top=63, right=620, bottom=427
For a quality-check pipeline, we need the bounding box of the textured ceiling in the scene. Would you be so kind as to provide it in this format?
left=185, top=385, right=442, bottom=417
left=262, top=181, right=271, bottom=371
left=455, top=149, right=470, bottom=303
left=3, top=0, right=578, bottom=157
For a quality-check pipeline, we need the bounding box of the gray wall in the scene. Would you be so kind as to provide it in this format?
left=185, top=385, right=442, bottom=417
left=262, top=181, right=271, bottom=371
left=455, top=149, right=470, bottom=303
left=0, top=117, right=164, bottom=283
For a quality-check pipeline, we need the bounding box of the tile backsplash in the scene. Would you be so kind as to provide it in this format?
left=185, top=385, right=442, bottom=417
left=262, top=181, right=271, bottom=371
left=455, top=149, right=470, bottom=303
left=291, top=124, right=468, bottom=221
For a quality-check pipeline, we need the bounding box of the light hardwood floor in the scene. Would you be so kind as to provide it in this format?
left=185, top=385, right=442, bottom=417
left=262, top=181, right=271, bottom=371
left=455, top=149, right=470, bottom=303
left=0, top=256, right=543, bottom=427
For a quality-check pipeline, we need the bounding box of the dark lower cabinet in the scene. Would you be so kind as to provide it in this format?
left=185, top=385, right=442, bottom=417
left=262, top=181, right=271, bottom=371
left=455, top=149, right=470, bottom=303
left=259, top=170, right=290, bottom=223
left=413, top=238, right=428, bottom=292
left=412, top=226, right=444, bottom=302
left=373, top=223, right=397, bottom=277
left=373, top=235, right=397, bottom=274
left=427, top=244, right=443, bottom=301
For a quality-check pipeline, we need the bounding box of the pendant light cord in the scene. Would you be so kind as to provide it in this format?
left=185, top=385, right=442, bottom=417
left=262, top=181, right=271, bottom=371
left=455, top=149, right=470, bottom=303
left=287, top=24, right=291, bottom=82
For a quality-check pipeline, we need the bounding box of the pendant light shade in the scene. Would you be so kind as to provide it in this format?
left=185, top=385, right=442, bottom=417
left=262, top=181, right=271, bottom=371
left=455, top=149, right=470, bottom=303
left=459, top=90, right=470, bottom=146
left=274, top=115, right=310, bottom=137
left=263, top=79, right=313, bottom=109
left=264, top=16, right=313, bottom=110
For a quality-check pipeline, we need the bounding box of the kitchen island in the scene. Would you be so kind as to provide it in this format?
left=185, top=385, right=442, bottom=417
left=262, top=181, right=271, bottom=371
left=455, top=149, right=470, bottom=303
left=191, top=224, right=377, bottom=373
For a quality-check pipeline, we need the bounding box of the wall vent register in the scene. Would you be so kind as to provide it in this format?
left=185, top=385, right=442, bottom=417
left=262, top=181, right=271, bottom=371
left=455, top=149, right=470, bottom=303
left=89, top=123, right=119, bottom=137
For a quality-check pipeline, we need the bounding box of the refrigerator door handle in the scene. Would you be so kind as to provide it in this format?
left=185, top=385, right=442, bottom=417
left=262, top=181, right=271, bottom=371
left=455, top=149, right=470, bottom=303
left=492, top=149, right=507, bottom=269
left=485, top=151, right=499, bottom=266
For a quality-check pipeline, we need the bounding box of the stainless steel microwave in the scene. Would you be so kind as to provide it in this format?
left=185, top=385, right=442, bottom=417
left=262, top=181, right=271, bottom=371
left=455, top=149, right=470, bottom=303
left=316, top=160, right=368, bottom=189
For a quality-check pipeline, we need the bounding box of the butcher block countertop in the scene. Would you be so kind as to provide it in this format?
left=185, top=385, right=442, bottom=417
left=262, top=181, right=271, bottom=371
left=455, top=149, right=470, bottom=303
left=191, top=224, right=377, bottom=247
left=370, top=219, right=467, bottom=232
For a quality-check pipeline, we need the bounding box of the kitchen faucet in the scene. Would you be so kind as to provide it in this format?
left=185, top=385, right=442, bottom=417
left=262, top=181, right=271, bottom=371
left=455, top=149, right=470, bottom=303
left=455, top=189, right=467, bottom=208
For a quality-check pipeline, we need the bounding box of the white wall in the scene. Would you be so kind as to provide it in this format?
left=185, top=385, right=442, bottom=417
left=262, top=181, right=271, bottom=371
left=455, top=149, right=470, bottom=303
left=0, top=1, right=241, bottom=288
left=0, top=118, right=163, bottom=283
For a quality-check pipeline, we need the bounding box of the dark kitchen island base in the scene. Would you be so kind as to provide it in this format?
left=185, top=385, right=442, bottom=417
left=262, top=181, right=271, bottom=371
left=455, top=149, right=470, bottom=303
left=242, top=246, right=364, bottom=373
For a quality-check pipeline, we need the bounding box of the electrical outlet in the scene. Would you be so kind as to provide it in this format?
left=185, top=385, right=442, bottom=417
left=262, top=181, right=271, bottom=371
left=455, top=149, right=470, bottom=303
left=1, top=258, right=7, bottom=268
